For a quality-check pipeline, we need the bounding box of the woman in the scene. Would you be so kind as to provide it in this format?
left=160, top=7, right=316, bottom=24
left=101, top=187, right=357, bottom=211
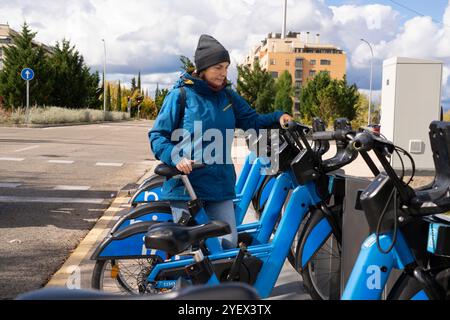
left=149, top=34, right=292, bottom=249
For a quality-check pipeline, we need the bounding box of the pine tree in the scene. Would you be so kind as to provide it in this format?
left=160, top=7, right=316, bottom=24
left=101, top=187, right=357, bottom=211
left=116, top=80, right=122, bottom=111
left=106, top=83, right=112, bottom=111
left=0, top=23, right=52, bottom=108
left=155, top=83, right=160, bottom=101
left=131, top=77, right=137, bottom=93
left=48, top=39, right=97, bottom=108
left=274, top=71, right=294, bottom=115
left=137, top=71, right=142, bottom=94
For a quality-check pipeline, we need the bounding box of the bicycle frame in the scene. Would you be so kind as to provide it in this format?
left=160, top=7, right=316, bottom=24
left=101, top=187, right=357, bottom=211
left=341, top=230, right=417, bottom=300
left=146, top=176, right=324, bottom=299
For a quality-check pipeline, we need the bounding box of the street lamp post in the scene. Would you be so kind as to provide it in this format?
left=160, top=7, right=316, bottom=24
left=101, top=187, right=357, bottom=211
left=361, top=38, right=374, bottom=126
left=102, top=39, right=107, bottom=119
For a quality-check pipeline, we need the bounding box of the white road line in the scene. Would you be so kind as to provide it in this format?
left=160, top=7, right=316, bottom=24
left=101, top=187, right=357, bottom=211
left=0, top=157, right=25, bottom=162
left=14, top=145, right=40, bottom=153
left=96, top=162, right=124, bottom=167
left=0, top=196, right=104, bottom=204
left=54, top=185, right=91, bottom=191
left=0, top=183, right=22, bottom=188
left=48, top=160, right=75, bottom=164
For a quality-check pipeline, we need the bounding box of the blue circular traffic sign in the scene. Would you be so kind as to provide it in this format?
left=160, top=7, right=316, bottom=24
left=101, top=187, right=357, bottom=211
left=21, top=68, right=35, bottom=81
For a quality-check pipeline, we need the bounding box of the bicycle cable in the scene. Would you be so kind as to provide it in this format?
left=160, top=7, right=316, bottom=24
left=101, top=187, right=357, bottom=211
left=376, top=187, right=399, bottom=254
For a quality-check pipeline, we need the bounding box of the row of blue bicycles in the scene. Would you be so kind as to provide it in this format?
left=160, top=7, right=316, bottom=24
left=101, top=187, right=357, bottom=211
left=19, top=117, right=450, bottom=300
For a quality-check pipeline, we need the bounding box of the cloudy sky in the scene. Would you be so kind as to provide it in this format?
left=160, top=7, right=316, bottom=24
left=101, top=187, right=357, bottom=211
left=1, top=0, right=450, bottom=108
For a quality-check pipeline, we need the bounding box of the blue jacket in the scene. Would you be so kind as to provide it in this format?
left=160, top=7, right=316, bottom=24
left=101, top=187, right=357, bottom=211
left=149, top=73, right=285, bottom=201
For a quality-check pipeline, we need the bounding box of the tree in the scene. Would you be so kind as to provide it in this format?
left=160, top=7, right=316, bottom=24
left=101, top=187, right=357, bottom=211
left=105, top=83, right=112, bottom=111
left=116, top=81, right=122, bottom=111
left=274, top=71, right=294, bottom=114
left=85, top=71, right=102, bottom=109
left=155, top=83, right=160, bottom=101
left=155, top=88, right=169, bottom=114
left=300, top=71, right=359, bottom=125
left=237, top=61, right=276, bottom=114
left=131, top=77, right=137, bottom=93
left=180, top=55, right=195, bottom=73
left=0, top=23, right=52, bottom=108
left=137, top=71, right=142, bottom=94
left=48, top=39, right=100, bottom=108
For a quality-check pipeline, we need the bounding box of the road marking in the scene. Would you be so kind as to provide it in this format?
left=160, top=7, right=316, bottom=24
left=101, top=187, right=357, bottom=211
left=48, top=160, right=75, bottom=164
left=0, top=196, right=104, bottom=204
left=14, top=145, right=40, bottom=153
left=96, top=162, right=124, bottom=167
left=54, top=185, right=91, bottom=191
left=0, top=183, right=22, bottom=188
left=0, top=157, right=25, bottom=162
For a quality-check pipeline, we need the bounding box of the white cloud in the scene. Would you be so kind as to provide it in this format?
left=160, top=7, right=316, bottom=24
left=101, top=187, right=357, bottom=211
left=1, top=0, right=450, bottom=105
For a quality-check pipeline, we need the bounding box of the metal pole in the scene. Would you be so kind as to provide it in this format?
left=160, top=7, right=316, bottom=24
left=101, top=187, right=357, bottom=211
left=282, top=0, right=287, bottom=39
left=102, top=39, right=107, bottom=119
left=361, top=39, right=374, bottom=126
left=26, top=80, right=30, bottom=124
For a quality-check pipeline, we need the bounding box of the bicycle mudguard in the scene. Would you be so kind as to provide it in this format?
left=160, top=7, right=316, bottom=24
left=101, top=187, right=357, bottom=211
left=298, top=212, right=333, bottom=269
left=110, top=202, right=173, bottom=233
left=130, top=180, right=164, bottom=206
left=258, top=175, right=277, bottom=212
left=91, top=221, right=167, bottom=261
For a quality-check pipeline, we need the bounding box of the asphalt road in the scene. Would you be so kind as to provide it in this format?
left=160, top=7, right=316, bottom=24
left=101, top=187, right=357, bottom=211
left=0, top=121, right=156, bottom=299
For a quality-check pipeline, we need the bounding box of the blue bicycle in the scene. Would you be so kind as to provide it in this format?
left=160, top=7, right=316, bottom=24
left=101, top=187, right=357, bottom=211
left=341, top=121, right=450, bottom=300
left=117, top=120, right=359, bottom=298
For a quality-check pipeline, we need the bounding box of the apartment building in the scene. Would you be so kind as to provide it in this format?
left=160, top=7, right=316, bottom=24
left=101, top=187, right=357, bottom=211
left=245, top=31, right=347, bottom=114
left=0, top=23, right=53, bottom=71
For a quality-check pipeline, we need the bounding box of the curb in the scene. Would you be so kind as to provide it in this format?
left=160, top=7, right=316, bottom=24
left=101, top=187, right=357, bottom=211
left=45, top=196, right=129, bottom=288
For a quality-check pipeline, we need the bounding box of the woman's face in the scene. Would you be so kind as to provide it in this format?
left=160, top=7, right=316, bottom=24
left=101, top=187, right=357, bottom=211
left=202, top=62, right=230, bottom=88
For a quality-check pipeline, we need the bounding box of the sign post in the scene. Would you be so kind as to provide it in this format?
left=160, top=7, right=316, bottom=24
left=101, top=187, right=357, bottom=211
left=21, top=68, right=35, bottom=124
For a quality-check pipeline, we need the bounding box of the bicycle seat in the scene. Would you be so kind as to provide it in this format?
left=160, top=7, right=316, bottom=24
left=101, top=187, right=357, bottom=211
left=144, top=221, right=231, bottom=256
left=410, top=121, right=450, bottom=215
left=16, top=283, right=260, bottom=300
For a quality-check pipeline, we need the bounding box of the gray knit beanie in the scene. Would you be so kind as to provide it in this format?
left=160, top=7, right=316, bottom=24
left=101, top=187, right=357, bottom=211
left=195, top=35, right=231, bottom=72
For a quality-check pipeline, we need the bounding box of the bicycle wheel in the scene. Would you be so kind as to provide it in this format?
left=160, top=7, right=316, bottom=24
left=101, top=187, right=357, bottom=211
left=388, top=267, right=450, bottom=300
left=92, top=257, right=163, bottom=295
left=295, top=211, right=342, bottom=300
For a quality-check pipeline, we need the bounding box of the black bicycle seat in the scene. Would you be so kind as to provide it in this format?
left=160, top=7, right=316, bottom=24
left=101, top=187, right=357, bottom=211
left=16, top=283, right=260, bottom=300
left=144, top=221, right=231, bottom=256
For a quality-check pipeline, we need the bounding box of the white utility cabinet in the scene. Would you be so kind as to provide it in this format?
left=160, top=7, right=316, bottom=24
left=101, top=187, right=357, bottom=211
left=380, top=57, right=443, bottom=171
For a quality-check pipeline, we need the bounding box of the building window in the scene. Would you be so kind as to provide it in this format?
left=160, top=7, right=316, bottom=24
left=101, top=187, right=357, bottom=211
left=0, top=37, right=12, bottom=45
left=271, top=71, right=279, bottom=79
left=310, top=60, right=316, bottom=65
left=295, top=58, right=303, bottom=68
left=294, top=102, right=300, bottom=112
left=309, top=70, right=316, bottom=77
left=321, top=59, right=331, bottom=66
left=295, top=70, right=303, bottom=79
left=295, top=81, right=302, bottom=89
left=270, top=59, right=276, bottom=65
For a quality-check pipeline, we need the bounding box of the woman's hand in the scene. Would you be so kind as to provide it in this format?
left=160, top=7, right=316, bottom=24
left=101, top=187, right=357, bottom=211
left=279, top=114, right=294, bottom=127
left=176, top=158, right=195, bottom=175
